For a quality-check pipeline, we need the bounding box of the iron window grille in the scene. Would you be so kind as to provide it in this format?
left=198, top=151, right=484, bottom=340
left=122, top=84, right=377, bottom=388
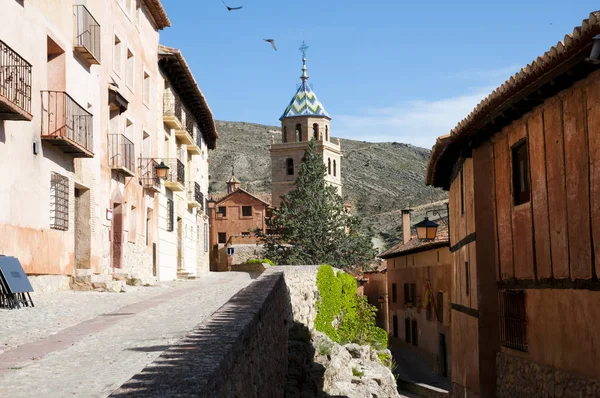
left=195, top=125, right=203, bottom=148
left=164, top=158, right=185, bottom=186
left=166, top=199, right=174, bottom=232
left=108, top=134, right=134, bottom=173
left=163, top=89, right=182, bottom=122
left=499, top=290, right=528, bottom=352
left=185, top=110, right=194, bottom=135
left=0, top=39, right=32, bottom=117
left=73, top=5, right=101, bottom=64
left=50, top=172, right=69, bottom=231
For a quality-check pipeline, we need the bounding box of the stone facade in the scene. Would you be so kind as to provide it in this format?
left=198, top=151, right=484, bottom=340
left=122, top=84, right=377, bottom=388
left=496, top=352, right=600, bottom=398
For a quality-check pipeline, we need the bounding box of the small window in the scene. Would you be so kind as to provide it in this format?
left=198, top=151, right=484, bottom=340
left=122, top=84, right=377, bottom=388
left=333, top=160, right=337, bottom=177
left=143, top=71, right=150, bottom=105
left=437, top=292, right=444, bottom=323
left=113, top=35, right=122, bottom=75
left=166, top=199, right=174, bottom=232
left=393, top=315, right=398, bottom=338
left=286, top=158, right=294, bottom=176
left=404, top=318, right=411, bottom=343
left=312, top=123, right=319, bottom=140
left=328, top=158, right=331, bottom=175
left=325, top=125, right=329, bottom=141
left=512, top=140, right=531, bottom=205
left=295, top=124, right=302, bottom=141
left=217, top=206, right=226, bottom=217
left=126, top=49, right=134, bottom=90
left=460, top=169, right=465, bottom=215
left=218, top=232, right=227, bottom=244
left=50, top=172, right=69, bottom=231
left=465, top=262, right=470, bottom=296
left=391, top=283, right=397, bottom=303
left=241, top=232, right=250, bottom=237
left=411, top=319, right=418, bottom=346
left=499, top=290, right=527, bottom=351
left=242, top=206, right=252, bottom=217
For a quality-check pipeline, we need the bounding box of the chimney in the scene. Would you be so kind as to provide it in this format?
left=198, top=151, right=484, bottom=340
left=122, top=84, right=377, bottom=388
left=401, top=209, right=411, bottom=245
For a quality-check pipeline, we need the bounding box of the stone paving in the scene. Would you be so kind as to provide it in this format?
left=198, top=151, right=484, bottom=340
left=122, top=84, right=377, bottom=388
left=0, top=272, right=254, bottom=398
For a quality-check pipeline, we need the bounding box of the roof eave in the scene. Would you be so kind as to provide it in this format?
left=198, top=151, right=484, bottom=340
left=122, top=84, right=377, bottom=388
left=379, top=241, right=449, bottom=259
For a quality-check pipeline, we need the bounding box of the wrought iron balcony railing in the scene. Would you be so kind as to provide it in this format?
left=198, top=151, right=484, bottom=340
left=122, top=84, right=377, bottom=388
left=163, top=89, right=183, bottom=129
left=185, top=110, right=194, bottom=135
left=187, top=181, right=203, bottom=209
left=73, top=5, right=101, bottom=65
left=108, top=134, right=134, bottom=176
left=162, top=158, right=185, bottom=191
left=138, top=158, right=161, bottom=192
left=0, top=40, right=32, bottom=120
left=41, top=91, right=93, bottom=157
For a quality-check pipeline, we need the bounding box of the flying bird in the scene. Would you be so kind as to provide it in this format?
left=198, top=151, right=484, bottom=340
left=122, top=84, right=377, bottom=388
left=264, top=39, right=277, bottom=51
left=220, top=0, right=242, bottom=11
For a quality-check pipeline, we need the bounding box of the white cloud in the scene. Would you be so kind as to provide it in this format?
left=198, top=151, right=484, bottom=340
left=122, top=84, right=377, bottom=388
left=333, top=66, right=520, bottom=149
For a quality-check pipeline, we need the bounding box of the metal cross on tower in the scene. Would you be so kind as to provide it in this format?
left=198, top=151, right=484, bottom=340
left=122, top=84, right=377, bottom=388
left=299, top=41, right=309, bottom=58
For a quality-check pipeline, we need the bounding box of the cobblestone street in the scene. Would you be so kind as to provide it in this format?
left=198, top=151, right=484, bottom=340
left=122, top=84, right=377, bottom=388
left=0, top=272, right=254, bottom=397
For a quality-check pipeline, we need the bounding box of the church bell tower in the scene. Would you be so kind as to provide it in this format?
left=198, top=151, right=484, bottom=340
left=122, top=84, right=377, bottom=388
left=270, top=42, right=342, bottom=208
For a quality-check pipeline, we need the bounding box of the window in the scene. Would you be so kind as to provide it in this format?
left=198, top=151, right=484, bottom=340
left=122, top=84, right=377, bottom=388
left=286, top=158, right=294, bottom=176
left=460, top=169, right=464, bottom=215
left=328, top=158, right=331, bottom=175
left=393, top=315, right=398, bottom=338
left=143, top=71, right=150, bottom=105
left=295, top=124, right=302, bottom=141
left=217, top=206, right=226, bottom=217
left=218, top=232, right=227, bottom=244
left=437, top=292, right=444, bottom=323
left=241, top=232, right=250, bottom=237
left=113, top=35, right=122, bottom=75
left=391, top=283, right=397, bottom=303
left=411, top=319, right=418, bottom=346
left=512, top=140, right=530, bottom=205
left=499, top=290, right=527, bottom=351
left=312, top=123, right=319, bottom=140
left=50, top=172, right=69, bottom=231
left=166, top=199, right=174, bottom=232
left=333, top=160, right=337, bottom=177
left=403, top=283, right=410, bottom=304
left=405, top=318, right=411, bottom=343
left=126, top=49, right=134, bottom=90
left=282, top=126, right=287, bottom=143
left=325, top=125, right=329, bottom=141
left=204, top=223, right=209, bottom=252
left=242, top=206, right=252, bottom=217
left=465, top=262, right=470, bottom=296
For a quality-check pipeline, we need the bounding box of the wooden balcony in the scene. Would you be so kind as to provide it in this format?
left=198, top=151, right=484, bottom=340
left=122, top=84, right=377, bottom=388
left=187, top=181, right=203, bottom=209
left=163, top=158, right=185, bottom=191
left=41, top=91, right=93, bottom=158
left=73, top=5, right=101, bottom=66
left=108, top=134, right=134, bottom=177
left=163, top=89, right=183, bottom=130
left=138, top=158, right=161, bottom=192
left=0, top=40, right=32, bottom=121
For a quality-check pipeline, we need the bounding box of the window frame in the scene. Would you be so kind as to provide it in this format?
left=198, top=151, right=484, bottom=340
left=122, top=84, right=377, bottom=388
left=218, top=232, right=227, bottom=244
left=50, top=172, right=69, bottom=231
left=241, top=205, right=253, bottom=217
left=217, top=206, right=227, bottom=217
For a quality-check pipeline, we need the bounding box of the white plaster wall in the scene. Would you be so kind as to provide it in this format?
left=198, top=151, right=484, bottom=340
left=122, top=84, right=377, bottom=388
left=157, top=189, right=177, bottom=281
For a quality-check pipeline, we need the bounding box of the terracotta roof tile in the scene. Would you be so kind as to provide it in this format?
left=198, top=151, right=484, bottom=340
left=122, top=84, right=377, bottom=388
left=378, top=222, right=449, bottom=259
left=142, top=0, right=170, bottom=29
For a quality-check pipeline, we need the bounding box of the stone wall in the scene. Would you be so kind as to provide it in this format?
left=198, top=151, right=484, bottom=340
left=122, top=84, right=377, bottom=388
left=111, top=270, right=289, bottom=398
left=276, top=265, right=321, bottom=331
left=228, top=243, right=264, bottom=265
left=496, top=351, right=600, bottom=397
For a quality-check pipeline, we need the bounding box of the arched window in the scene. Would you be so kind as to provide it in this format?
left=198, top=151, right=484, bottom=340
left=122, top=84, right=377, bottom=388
left=286, top=158, right=294, bottom=175
left=312, top=123, right=319, bottom=140
left=328, top=158, right=331, bottom=175
left=282, top=126, right=287, bottom=143
left=295, top=124, right=302, bottom=142
left=325, top=125, right=329, bottom=141
left=333, top=160, right=337, bottom=177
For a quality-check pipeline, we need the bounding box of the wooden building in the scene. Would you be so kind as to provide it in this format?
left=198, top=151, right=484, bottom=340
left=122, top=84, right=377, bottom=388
left=427, top=11, right=600, bottom=397
left=379, top=210, right=452, bottom=379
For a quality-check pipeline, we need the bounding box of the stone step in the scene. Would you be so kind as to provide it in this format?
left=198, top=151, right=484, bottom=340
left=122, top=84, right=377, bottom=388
left=92, top=280, right=126, bottom=293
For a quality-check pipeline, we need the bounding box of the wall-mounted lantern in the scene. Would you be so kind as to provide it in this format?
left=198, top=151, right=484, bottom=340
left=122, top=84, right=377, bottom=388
left=415, top=217, right=439, bottom=241
left=155, top=161, right=169, bottom=180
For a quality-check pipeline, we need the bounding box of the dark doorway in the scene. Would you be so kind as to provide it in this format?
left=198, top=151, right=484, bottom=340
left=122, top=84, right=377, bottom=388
left=440, top=333, right=448, bottom=377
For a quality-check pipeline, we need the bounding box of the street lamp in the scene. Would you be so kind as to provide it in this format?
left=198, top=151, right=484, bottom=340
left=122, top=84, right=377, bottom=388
left=155, top=161, right=170, bottom=180
left=414, top=217, right=439, bottom=241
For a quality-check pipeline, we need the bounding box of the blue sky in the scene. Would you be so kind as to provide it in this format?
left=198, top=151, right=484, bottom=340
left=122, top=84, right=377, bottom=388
left=160, top=0, right=599, bottom=149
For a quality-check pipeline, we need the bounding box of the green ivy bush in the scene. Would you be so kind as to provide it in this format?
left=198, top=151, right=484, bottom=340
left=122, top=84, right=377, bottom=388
left=314, top=264, right=388, bottom=350
left=246, top=258, right=275, bottom=266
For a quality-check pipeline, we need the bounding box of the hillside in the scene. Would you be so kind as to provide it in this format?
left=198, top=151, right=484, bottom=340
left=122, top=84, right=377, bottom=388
left=209, top=121, right=447, bottom=249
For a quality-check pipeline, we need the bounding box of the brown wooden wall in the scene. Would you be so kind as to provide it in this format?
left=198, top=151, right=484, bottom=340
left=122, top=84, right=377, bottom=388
left=489, top=70, right=600, bottom=283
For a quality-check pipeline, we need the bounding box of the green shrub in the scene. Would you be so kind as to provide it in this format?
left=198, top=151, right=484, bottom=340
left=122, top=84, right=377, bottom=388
left=352, top=367, right=364, bottom=377
left=246, top=258, right=275, bottom=266
left=314, top=264, right=388, bottom=351
left=377, top=352, right=392, bottom=368
left=317, top=339, right=333, bottom=356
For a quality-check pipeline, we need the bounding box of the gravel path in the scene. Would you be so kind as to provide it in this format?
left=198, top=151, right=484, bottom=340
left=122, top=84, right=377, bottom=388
left=0, top=272, right=253, bottom=397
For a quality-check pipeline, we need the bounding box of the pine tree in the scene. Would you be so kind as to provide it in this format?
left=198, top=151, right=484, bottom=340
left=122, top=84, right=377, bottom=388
left=257, top=139, right=375, bottom=270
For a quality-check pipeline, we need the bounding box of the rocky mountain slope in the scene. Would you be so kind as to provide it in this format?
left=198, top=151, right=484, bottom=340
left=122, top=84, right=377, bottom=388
left=209, top=120, right=447, bottom=249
